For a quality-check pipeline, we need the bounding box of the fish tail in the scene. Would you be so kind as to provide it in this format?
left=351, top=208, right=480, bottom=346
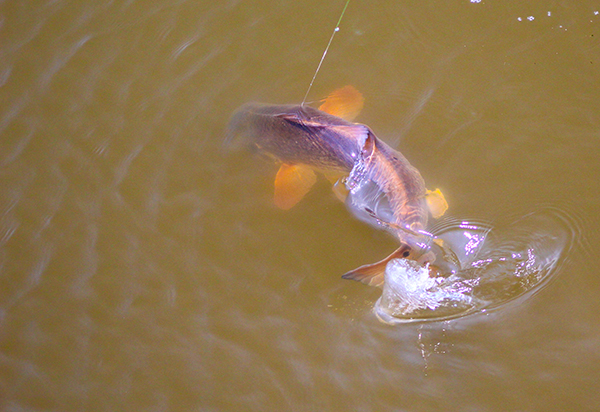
left=342, top=244, right=413, bottom=287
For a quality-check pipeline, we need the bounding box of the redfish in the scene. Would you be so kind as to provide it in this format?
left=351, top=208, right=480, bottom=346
left=227, top=86, right=448, bottom=287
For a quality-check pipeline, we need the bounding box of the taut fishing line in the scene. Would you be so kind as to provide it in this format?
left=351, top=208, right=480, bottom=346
left=301, top=0, right=351, bottom=106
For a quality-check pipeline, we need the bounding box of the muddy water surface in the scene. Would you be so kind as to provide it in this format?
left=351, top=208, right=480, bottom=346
left=1, top=1, right=599, bottom=411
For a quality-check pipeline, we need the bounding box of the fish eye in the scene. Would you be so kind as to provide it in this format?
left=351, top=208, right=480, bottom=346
left=402, top=251, right=410, bottom=258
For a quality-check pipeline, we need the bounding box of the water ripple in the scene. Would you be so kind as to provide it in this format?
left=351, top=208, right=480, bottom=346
left=374, top=204, right=580, bottom=323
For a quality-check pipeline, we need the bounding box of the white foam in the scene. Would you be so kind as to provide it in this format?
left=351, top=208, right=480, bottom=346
left=375, top=259, right=473, bottom=322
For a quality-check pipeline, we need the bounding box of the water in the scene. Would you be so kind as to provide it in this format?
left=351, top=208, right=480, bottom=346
left=375, top=207, right=572, bottom=323
left=1, top=1, right=600, bottom=411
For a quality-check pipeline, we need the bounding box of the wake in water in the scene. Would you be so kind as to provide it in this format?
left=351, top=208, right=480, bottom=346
left=374, top=207, right=574, bottom=323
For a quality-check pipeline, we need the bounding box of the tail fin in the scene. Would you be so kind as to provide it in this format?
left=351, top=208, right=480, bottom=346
left=342, top=244, right=412, bottom=287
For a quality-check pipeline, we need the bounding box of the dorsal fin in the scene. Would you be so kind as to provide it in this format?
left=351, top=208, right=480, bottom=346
left=318, top=85, right=364, bottom=121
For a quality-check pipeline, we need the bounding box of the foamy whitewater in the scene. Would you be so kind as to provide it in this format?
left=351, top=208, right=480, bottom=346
left=373, top=209, right=571, bottom=323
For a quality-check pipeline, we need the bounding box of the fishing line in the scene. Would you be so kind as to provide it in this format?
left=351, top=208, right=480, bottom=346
left=301, top=0, right=351, bottom=106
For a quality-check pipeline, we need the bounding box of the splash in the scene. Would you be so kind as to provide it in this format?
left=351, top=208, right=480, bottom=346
left=374, top=207, right=573, bottom=323
left=375, top=259, right=477, bottom=323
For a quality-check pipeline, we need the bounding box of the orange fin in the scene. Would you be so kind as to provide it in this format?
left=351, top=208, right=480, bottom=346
left=318, top=85, right=365, bottom=121
left=274, top=164, right=317, bottom=210
left=425, top=188, right=449, bottom=219
left=342, top=245, right=412, bottom=287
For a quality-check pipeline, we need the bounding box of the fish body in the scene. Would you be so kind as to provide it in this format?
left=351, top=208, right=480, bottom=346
left=228, top=102, right=429, bottom=234
left=227, top=87, right=447, bottom=287
left=227, top=103, right=360, bottom=173
left=343, top=124, right=429, bottom=236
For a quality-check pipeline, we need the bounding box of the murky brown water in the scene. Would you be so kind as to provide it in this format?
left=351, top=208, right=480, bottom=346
left=1, top=1, right=600, bottom=410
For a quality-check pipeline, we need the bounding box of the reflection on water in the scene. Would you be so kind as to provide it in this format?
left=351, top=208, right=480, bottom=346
left=375, top=206, right=573, bottom=323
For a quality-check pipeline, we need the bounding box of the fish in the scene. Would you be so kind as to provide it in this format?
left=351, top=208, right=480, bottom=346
left=226, top=86, right=448, bottom=287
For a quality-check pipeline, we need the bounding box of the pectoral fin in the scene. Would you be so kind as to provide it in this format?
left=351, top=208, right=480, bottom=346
left=274, top=164, right=317, bottom=210
left=331, top=177, right=349, bottom=203
left=342, top=245, right=412, bottom=287
left=321, top=172, right=349, bottom=203
left=318, top=85, right=365, bottom=121
left=426, top=188, right=448, bottom=219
